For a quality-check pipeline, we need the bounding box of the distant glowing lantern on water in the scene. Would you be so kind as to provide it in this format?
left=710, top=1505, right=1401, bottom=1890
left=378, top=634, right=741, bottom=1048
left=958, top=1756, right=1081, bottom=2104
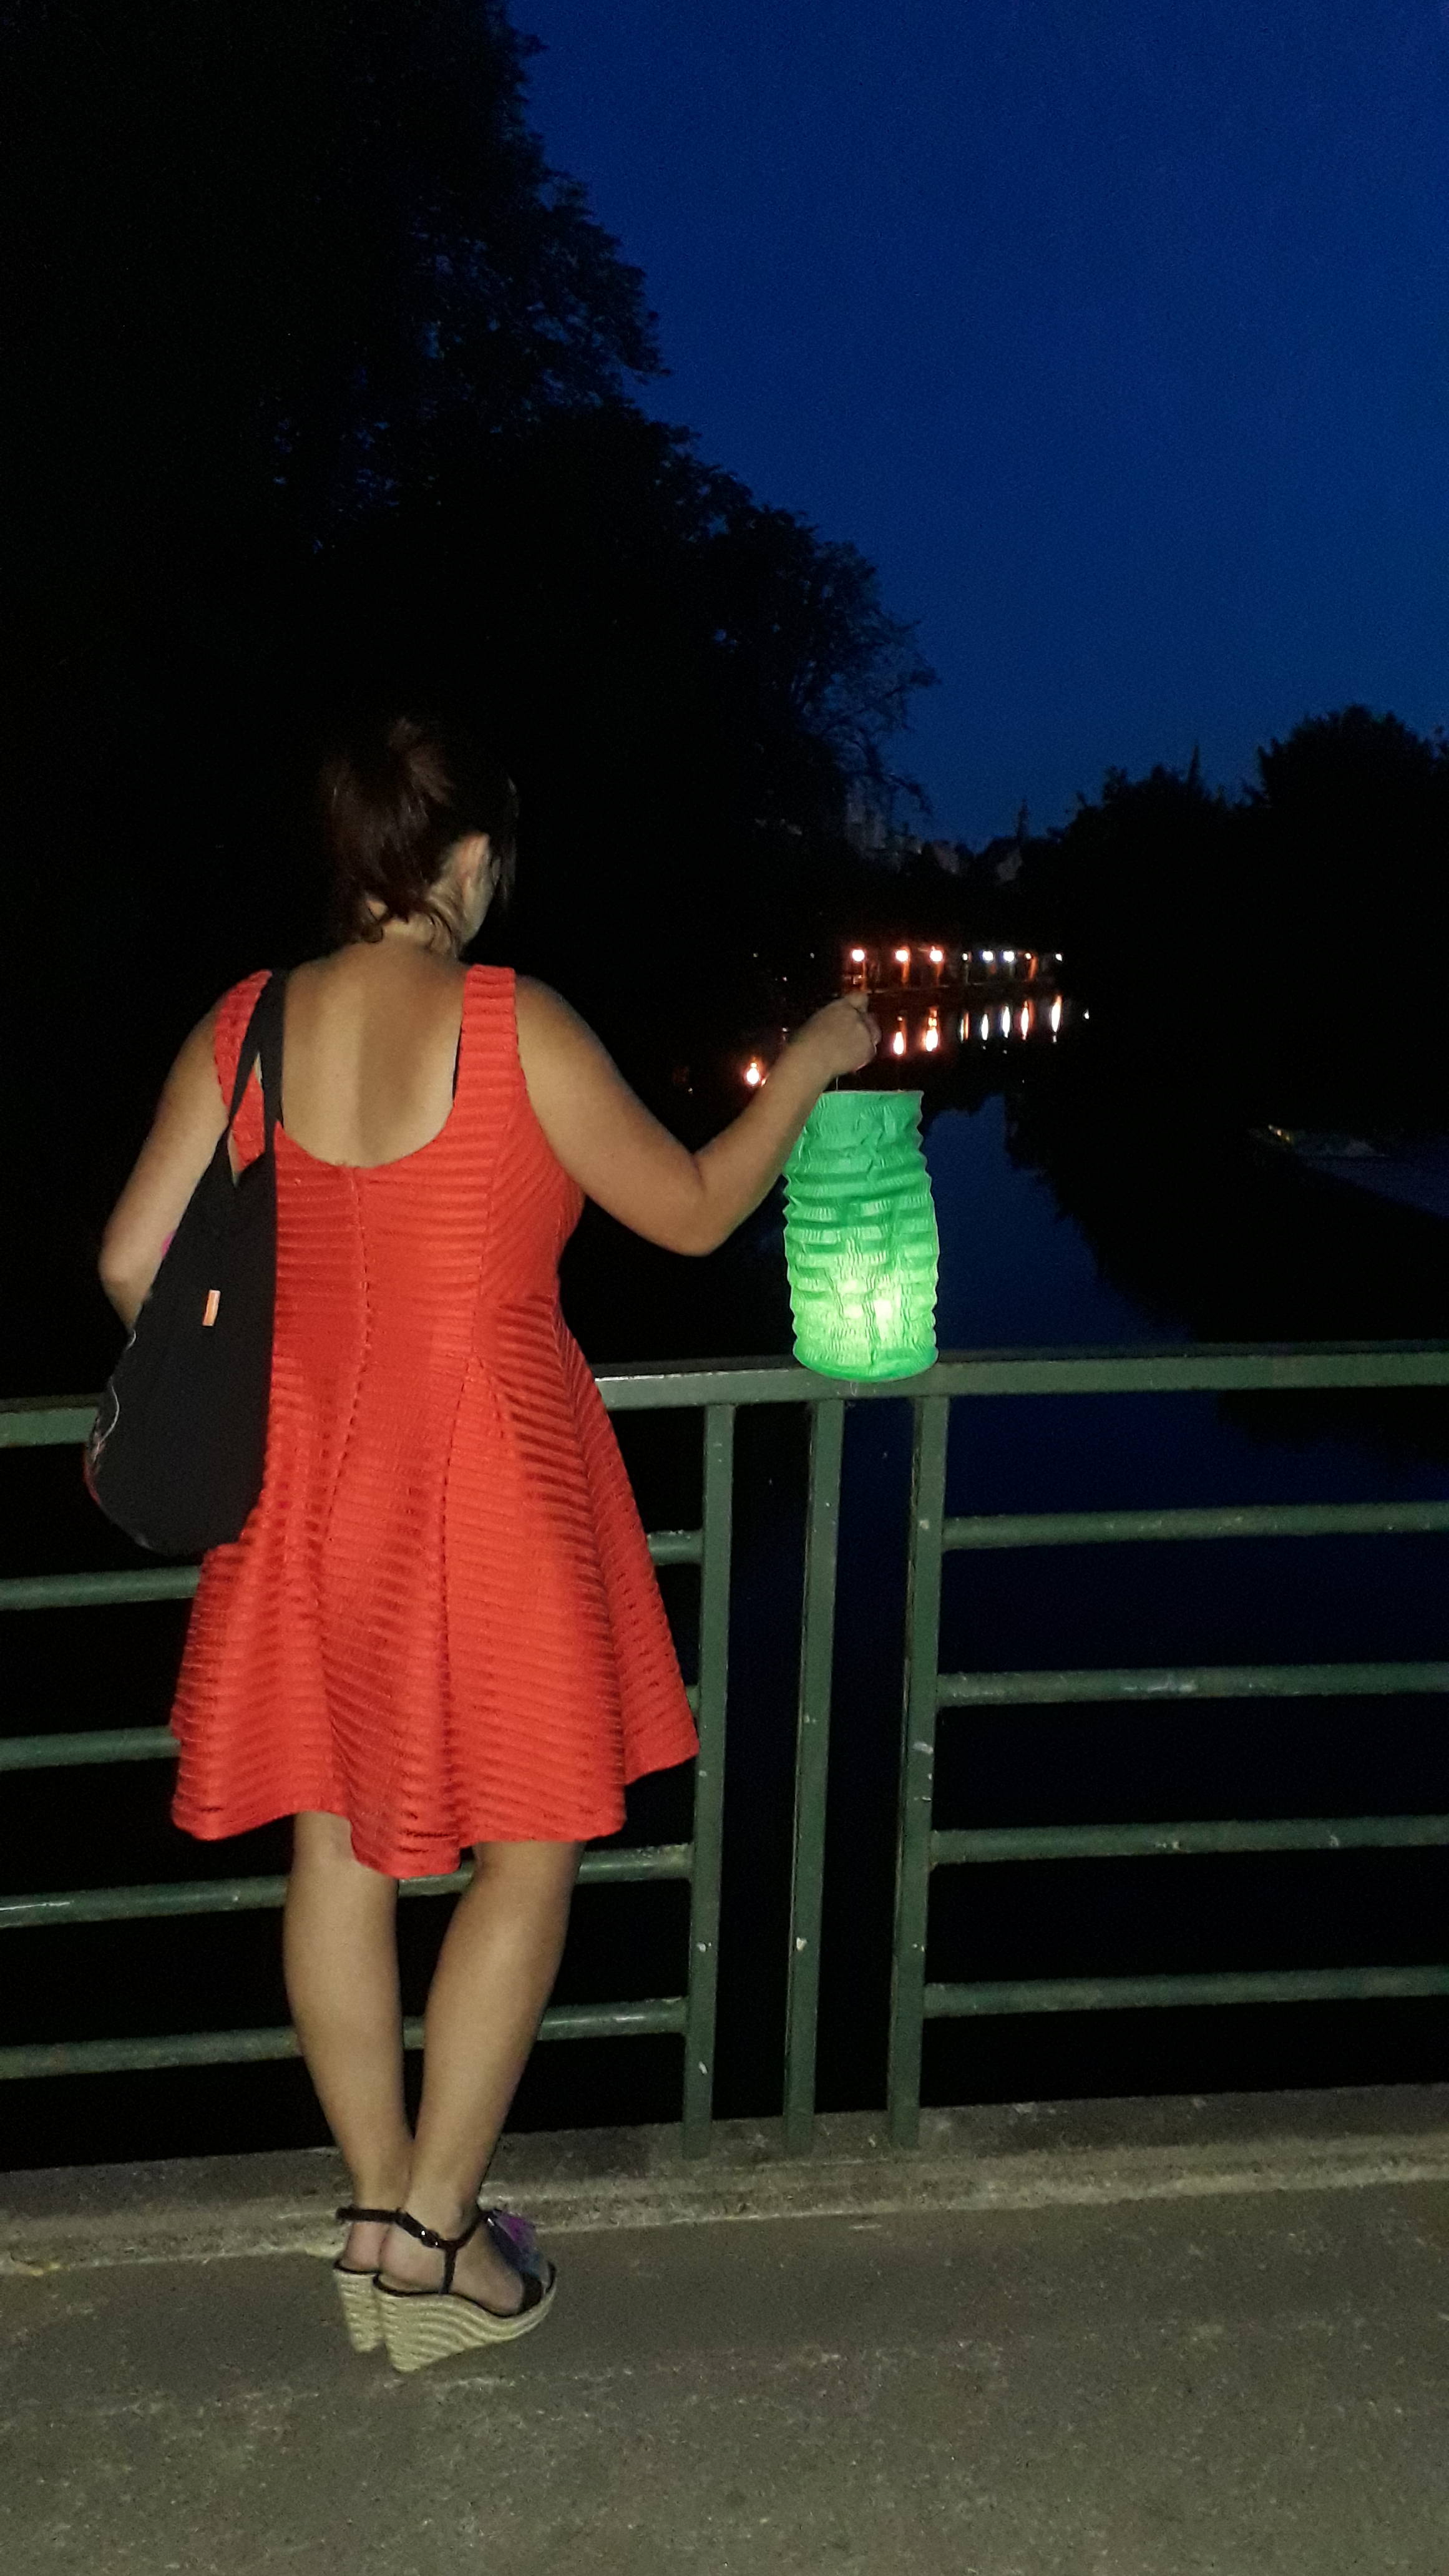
left=784, top=1091, right=939, bottom=1382
left=891, top=1025, right=907, bottom=1057
left=982, top=949, right=995, bottom=965
left=1018, top=1003, right=1032, bottom=1038
left=922, top=1012, right=940, bottom=1052
left=744, top=1058, right=764, bottom=1088
left=928, top=946, right=944, bottom=973
left=849, top=947, right=866, bottom=964
left=1050, top=995, right=1063, bottom=1033
left=998, top=1006, right=1011, bottom=1037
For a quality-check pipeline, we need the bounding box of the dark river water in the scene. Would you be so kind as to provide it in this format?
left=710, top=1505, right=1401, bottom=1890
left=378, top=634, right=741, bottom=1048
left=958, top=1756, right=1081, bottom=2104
left=5, top=1030, right=1449, bottom=2170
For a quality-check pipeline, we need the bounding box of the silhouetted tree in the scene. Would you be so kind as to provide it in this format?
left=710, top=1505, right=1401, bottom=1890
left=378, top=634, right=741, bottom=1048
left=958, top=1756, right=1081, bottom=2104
left=1018, top=710, right=1449, bottom=1126
left=0, top=0, right=934, bottom=1337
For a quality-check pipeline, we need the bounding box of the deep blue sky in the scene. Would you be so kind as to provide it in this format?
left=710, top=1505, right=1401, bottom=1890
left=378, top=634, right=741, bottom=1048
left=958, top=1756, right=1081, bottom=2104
left=518, top=0, right=1449, bottom=843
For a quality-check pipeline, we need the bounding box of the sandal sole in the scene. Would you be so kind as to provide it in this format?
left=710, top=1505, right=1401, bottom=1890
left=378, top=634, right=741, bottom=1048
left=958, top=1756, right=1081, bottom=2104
left=333, top=2265, right=384, bottom=2354
left=377, top=2270, right=557, bottom=2373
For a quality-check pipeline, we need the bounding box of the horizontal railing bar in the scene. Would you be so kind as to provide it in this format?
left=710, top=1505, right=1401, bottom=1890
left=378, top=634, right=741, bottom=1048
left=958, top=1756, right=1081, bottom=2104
left=0, top=1876, right=290, bottom=1928
left=646, top=1529, right=703, bottom=1566
left=0, top=1546, right=698, bottom=1615
left=0, top=1400, right=98, bottom=1447
left=942, top=1501, right=1449, bottom=1553
left=535, top=1998, right=687, bottom=2042
left=9, top=1344, right=1449, bottom=1447
left=579, top=1843, right=694, bottom=1884
left=1, top=1695, right=698, bottom=1767
left=13, top=1508, right=1448, bottom=1611
left=0, top=1569, right=200, bottom=1612
left=931, top=1815, right=1449, bottom=1866
left=0, top=1727, right=178, bottom=1771
left=0, top=1995, right=690, bottom=2081
left=939, top=1661, right=1449, bottom=1707
left=595, top=1347, right=1449, bottom=1403
left=924, top=1964, right=1449, bottom=2017
left=0, top=1842, right=694, bottom=1931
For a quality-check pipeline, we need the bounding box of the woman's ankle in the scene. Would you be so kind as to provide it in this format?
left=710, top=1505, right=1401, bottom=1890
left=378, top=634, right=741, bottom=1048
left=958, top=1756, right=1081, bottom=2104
left=399, top=2182, right=479, bottom=2241
left=346, top=2154, right=412, bottom=2214
left=379, top=2208, right=477, bottom=2292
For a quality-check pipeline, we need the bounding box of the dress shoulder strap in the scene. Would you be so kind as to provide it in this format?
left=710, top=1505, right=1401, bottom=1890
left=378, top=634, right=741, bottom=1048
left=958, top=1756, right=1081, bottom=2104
left=213, top=970, right=271, bottom=1165
left=456, top=965, right=524, bottom=1106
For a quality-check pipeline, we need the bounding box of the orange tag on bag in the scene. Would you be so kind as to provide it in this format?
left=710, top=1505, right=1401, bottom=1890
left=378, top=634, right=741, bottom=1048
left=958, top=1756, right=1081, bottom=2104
left=202, top=1289, right=221, bottom=1327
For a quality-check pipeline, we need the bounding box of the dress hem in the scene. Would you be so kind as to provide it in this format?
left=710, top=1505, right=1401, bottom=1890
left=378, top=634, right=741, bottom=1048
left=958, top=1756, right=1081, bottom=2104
left=170, top=1740, right=697, bottom=1876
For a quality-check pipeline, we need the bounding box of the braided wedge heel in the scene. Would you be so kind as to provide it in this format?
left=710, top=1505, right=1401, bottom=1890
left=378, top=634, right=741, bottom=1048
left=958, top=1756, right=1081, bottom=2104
left=376, top=2205, right=556, bottom=2373
left=331, top=2202, right=397, bottom=2353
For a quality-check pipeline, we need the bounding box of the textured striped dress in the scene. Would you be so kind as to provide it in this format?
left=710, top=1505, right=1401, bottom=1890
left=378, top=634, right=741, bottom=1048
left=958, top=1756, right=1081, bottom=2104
left=169, top=965, right=698, bottom=1875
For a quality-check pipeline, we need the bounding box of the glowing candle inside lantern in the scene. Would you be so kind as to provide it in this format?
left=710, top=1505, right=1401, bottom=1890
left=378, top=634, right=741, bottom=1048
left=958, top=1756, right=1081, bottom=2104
left=922, top=1012, right=940, bottom=1052
left=891, top=1025, right=906, bottom=1058
left=784, top=1091, right=939, bottom=1382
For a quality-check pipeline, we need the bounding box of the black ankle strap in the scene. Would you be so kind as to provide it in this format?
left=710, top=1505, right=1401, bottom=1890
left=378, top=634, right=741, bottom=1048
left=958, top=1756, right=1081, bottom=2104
left=334, top=2203, right=398, bottom=2227
left=391, top=2205, right=483, bottom=2293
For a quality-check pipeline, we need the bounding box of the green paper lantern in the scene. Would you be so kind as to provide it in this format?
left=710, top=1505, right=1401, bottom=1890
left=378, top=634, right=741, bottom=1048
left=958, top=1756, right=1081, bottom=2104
left=784, top=1091, right=939, bottom=1381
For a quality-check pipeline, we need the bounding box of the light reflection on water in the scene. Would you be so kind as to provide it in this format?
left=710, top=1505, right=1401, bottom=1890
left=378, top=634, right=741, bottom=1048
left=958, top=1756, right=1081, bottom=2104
left=741, top=988, right=1076, bottom=1093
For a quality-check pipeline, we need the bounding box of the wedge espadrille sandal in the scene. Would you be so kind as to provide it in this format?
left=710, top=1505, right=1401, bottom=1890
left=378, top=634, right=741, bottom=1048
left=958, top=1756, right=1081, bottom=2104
left=376, top=2204, right=556, bottom=2374
left=331, top=2203, right=397, bottom=2353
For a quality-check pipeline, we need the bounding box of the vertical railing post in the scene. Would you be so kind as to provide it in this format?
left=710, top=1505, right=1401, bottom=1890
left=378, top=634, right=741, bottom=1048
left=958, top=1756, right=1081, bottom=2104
left=682, top=1402, right=734, bottom=2158
left=887, top=1394, right=950, bottom=2150
left=783, top=1395, right=846, bottom=2154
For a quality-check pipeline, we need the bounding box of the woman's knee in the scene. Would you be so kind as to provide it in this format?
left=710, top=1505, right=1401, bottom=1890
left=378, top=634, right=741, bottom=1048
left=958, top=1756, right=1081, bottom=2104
left=292, top=1810, right=388, bottom=1878
left=469, top=1837, right=583, bottom=1905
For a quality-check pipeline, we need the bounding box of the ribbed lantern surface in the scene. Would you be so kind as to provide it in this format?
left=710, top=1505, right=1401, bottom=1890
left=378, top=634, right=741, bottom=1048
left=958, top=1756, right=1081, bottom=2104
left=784, top=1091, right=939, bottom=1381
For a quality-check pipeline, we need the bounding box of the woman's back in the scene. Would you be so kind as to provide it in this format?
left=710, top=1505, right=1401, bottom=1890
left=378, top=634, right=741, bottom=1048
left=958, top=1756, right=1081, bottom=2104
left=277, top=945, right=469, bottom=1173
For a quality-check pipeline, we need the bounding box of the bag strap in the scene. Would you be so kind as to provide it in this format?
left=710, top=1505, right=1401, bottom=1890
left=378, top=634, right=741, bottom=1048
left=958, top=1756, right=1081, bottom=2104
left=226, top=970, right=290, bottom=1151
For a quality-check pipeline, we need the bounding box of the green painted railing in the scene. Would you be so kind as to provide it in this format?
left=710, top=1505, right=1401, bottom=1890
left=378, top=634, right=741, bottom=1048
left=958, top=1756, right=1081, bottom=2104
left=5, top=1340, right=1449, bottom=2160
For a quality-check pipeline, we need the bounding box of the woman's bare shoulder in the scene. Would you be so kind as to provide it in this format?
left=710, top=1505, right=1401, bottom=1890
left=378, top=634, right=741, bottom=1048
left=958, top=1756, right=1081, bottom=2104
left=514, top=975, right=605, bottom=1062
left=515, top=973, right=579, bottom=1027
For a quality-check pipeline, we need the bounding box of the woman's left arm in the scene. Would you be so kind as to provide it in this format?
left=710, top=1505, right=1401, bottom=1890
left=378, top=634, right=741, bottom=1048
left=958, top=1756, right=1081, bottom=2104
left=98, top=1008, right=227, bottom=1328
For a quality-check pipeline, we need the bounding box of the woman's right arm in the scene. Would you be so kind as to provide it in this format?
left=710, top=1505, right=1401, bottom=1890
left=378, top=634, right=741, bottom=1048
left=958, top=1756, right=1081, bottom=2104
left=514, top=980, right=879, bottom=1256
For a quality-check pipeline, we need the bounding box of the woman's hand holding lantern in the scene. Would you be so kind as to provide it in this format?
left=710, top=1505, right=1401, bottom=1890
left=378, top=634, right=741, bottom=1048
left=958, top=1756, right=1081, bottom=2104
left=793, top=996, right=880, bottom=1083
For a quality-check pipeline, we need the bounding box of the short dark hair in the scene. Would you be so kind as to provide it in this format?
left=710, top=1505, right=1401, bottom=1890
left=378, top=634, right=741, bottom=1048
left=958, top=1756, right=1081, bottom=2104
left=320, top=713, right=519, bottom=944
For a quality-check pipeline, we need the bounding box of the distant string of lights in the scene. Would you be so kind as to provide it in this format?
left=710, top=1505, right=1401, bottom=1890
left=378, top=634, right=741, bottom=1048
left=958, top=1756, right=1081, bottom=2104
left=844, top=941, right=1065, bottom=988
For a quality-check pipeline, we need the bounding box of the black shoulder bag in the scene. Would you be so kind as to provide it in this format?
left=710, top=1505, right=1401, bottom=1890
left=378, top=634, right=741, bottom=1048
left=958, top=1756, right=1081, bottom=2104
left=85, top=971, right=289, bottom=1558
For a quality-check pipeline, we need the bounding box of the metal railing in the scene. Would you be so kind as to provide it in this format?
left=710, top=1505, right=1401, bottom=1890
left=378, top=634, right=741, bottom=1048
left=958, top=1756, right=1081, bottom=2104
left=6, top=1342, right=1449, bottom=2161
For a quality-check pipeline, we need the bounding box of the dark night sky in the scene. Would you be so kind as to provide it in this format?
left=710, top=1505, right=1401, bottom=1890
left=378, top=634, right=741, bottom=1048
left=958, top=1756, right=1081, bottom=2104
left=519, top=0, right=1449, bottom=842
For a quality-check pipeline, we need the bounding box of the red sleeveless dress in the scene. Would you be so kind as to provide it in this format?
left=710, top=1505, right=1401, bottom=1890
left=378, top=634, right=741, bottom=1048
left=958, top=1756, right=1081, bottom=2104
left=169, top=966, right=698, bottom=1875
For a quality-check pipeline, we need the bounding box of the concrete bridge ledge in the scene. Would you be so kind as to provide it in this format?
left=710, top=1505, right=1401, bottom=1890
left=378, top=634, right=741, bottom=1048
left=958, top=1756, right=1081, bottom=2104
left=5, top=2079, right=1448, bottom=2275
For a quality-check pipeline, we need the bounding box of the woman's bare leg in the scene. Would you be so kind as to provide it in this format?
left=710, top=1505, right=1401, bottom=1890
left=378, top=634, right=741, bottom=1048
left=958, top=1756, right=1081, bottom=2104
left=283, top=1811, right=412, bottom=2273
left=380, top=1837, right=582, bottom=2310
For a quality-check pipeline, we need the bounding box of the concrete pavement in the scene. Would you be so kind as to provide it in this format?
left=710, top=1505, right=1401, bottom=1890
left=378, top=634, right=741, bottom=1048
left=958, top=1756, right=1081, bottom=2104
left=4, top=2087, right=1449, bottom=2574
